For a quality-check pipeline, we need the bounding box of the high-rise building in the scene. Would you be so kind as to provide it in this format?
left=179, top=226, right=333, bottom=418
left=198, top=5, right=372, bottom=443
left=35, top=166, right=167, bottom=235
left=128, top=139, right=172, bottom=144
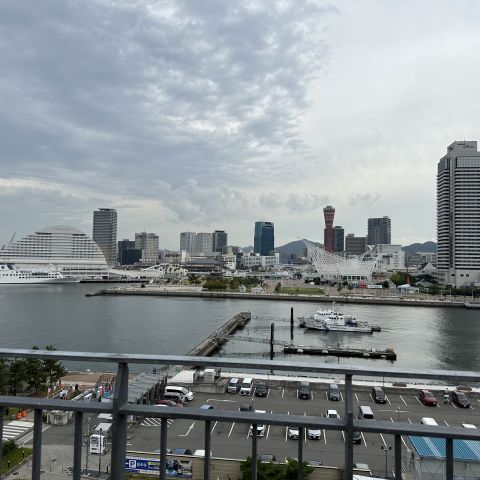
left=367, top=217, right=391, bottom=245
left=437, top=141, right=480, bottom=287
left=195, top=233, right=213, bottom=254
left=92, top=208, right=117, bottom=266
left=135, top=232, right=159, bottom=262
left=254, top=221, right=275, bottom=256
left=333, top=226, right=345, bottom=253
left=212, top=230, right=228, bottom=253
left=323, top=206, right=335, bottom=253
left=180, top=232, right=196, bottom=253
left=345, top=234, right=366, bottom=257
left=117, top=239, right=141, bottom=265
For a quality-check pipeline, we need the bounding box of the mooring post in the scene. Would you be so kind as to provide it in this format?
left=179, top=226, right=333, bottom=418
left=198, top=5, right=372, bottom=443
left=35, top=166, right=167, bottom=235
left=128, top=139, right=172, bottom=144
left=270, top=323, right=274, bottom=360
left=290, top=307, right=294, bottom=340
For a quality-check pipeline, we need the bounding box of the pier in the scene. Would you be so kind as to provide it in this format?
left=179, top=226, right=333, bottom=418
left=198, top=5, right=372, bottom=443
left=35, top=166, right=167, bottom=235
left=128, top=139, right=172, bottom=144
left=284, top=344, right=397, bottom=360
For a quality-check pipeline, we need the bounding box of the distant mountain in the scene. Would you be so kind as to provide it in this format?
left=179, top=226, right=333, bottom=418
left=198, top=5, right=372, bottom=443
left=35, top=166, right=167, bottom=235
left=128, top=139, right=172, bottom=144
left=242, top=245, right=254, bottom=253
left=275, top=239, right=321, bottom=256
left=402, top=241, right=437, bottom=254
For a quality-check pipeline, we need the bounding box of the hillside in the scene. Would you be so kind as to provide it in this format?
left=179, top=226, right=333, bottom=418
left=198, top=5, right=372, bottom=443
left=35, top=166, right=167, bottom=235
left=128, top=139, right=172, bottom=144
left=402, top=241, right=437, bottom=254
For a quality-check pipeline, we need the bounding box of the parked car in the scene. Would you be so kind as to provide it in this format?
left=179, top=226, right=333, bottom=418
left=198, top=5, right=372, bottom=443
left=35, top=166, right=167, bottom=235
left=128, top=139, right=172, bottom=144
left=156, top=400, right=183, bottom=408
left=258, top=454, right=276, bottom=463
left=325, top=409, right=340, bottom=419
left=352, top=431, right=362, bottom=444
left=200, top=404, right=214, bottom=410
left=226, top=377, right=242, bottom=394
left=328, top=383, right=340, bottom=401
left=298, top=381, right=311, bottom=399
left=172, top=448, right=192, bottom=455
left=451, top=390, right=470, bottom=408
left=287, top=426, right=300, bottom=439
left=419, top=389, right=438, bottom=406
left=371, top=386, right=386, bottom=403
left=307, top=460, right=323, bottom=467
left=255, top=381, right=269, bottom=397
left=248, top=410, right=266, bottom=437
left=238, top=404, right=253, bottom=412
left=307, top=427, right=321, bottom=440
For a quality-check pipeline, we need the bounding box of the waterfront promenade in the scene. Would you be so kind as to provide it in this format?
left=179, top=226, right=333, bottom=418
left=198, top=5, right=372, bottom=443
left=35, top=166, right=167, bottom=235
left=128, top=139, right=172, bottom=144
left=90, top=285, right=466, bottom=308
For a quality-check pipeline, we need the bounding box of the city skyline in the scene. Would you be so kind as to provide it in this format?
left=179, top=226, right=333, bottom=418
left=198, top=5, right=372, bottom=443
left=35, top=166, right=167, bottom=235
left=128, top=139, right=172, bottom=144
left=1, top=2, right=479, bottom=249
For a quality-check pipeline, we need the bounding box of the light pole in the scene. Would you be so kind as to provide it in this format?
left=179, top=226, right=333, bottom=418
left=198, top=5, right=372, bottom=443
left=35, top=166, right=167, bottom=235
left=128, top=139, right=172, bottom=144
left=381, top=445, right=392, bottom=478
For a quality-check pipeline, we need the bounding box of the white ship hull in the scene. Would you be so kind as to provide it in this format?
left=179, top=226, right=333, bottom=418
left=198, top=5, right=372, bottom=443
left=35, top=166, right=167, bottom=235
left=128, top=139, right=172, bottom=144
left=0, top=264, right=80, bottom=284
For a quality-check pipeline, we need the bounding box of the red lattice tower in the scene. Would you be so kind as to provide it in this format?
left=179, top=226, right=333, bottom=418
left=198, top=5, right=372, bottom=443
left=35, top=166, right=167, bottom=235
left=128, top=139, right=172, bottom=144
left=323, top=205, right=335, bottom=253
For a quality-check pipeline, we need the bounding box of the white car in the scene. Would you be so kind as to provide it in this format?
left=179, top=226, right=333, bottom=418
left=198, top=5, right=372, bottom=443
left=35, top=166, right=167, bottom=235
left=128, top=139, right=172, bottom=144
left=326, top=409, right=340, bottom=419
left=288, top=426, right=300, bottom=439
left=307, top=427, right=322, bottom=440
left=248, top=410, right=266, bottom=437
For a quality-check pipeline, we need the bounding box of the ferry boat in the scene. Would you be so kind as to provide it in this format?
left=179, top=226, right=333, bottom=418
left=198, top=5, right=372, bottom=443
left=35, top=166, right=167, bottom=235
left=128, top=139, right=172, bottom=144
left=0, top=264, right=80, bottom=284
left=298, top=304, right=373, bottom=333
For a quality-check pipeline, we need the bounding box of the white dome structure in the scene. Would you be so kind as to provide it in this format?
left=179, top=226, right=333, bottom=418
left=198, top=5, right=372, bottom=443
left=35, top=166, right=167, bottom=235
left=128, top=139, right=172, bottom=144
left=0, top=225, right=108, bottom=278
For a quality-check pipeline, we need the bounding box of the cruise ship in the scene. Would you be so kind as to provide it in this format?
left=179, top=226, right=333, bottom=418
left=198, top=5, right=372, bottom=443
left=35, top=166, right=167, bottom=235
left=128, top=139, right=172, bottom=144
left=0, top=264, right=80, bottom=284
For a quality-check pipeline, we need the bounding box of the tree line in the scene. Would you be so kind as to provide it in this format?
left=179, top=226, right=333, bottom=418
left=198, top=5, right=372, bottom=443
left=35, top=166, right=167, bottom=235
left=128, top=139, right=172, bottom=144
left=0, top=345, right=66, bottom=396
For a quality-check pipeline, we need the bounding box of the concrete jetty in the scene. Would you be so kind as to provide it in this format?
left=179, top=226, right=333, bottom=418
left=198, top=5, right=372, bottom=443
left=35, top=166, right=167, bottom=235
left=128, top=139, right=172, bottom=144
left=89, top=287, right=466, bottom=308
left=284, top=345, right=397, bottom=361
left=186, top=312, right=251, bottom=357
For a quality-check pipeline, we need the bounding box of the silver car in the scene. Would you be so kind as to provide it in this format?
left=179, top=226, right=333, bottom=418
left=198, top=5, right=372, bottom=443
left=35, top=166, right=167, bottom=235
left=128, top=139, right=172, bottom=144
left=307, top=427, right=321, bottom=440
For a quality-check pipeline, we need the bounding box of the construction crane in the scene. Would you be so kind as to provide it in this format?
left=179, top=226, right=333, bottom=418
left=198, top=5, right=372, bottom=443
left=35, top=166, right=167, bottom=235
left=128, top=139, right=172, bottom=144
left=1, top=232, right=15, bottom=250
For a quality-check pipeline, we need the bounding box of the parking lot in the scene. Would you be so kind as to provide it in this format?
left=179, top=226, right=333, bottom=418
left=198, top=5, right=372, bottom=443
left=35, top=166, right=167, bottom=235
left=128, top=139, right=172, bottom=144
left=128, top=383, right=480, bottom=475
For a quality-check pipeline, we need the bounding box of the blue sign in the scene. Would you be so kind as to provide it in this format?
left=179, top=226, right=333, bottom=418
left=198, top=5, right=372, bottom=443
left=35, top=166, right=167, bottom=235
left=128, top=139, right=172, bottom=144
left=125, top=456, right=193, bottom=478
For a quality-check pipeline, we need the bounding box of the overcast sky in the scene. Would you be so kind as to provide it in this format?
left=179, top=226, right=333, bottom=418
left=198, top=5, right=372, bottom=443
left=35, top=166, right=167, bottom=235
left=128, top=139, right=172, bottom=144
left=1, top=1, right=479, bottom=250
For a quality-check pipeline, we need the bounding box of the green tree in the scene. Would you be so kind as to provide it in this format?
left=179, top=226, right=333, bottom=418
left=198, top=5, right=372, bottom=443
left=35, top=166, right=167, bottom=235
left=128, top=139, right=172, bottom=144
left=389, top=272, right=417, bottom=286
left=8, top=359, right=27, bottom=396
left=0, top=357, right=9, bottom=395
left=284, top=458, right=314, bottom=480
left=203, top=278, right=228, bottom=290
left=274, top=282, right=282, bottom=293
left=42, top=345, right=67, bottom=389
left=25, top=346, right=47, bottom=395
left=240, top=457, right=285, bottom=480
left=382, top=280, right=390, bottom=289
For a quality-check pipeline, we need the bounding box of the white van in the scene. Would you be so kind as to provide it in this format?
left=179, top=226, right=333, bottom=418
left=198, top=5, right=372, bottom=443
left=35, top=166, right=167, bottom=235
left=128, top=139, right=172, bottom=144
left=421, top=417, right=438, bottom=426
left=357, top=406, right=374, bottom=420
left=240, top=378, right=254, bottom=396
left=163, top=392, right=186, bottom=404
left=165, top=385, right=194, bottom=402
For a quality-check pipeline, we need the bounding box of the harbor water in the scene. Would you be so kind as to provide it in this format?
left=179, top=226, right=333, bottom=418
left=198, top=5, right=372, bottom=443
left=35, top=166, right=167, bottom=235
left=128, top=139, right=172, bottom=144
left=0, top=284, right=478, bottom=373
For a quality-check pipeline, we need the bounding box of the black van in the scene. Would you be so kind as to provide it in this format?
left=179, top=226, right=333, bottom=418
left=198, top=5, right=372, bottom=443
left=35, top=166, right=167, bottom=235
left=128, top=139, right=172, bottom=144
left=298, top=381, right=311, bottom=399
left=371, top=386, right=386, bottom=404
left=328, top=383, right=340, bottom=401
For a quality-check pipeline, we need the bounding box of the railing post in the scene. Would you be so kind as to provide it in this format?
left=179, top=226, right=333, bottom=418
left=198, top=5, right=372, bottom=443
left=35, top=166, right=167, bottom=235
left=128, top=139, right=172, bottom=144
left=395, top=434, right=402, bottom=479
left=251, top=424, right=257, bottom=480
left=344, top=374, right=353, bottom=479
left=73, top=411, right=83, bottom=480
left=204, top=420, right=211, bottom=480
left=111, top=361, right=129, bottom=480
left=32, top=409, right=43, bottom=480
left=298, top=426, right=304, bottom=480
left=0, top=406, right=4, bottom=480
left=446, top=437, right=453, bottom=480
left=160, top=417, right=168, bottom=480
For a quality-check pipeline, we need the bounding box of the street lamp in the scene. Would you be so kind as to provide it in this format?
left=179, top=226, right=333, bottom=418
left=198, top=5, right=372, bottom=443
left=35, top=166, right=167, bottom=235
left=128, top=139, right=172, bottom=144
left=381, top=445, right=392, bottom=478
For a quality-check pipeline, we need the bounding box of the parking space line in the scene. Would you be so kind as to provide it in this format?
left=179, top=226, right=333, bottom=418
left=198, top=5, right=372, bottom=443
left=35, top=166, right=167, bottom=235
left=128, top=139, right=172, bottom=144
left=451, top=402, right=457, bottom=409
left=355, top=393, right=360, bottom=404
left=296, top=389, right=298, bottom=399
left=370, top=393, right=375, bottom=403
left=408, top=418, right=412, bottom=424
left=282, top=388, right=285, bottom=399
left=471, top=406, right=475, bottom=410
left=415, top=396, right=423, bottom=406
left=361, top=432, right=367, bottom=447
left=444, top=420, right=450, bottom=426
left=340, top=391, right=344, bottom=402
left=341, top=430, right=345, bottom=443
left=285, top=411, right=289, bottom=442
left=325, top=392, right=328, bottom=400
left=436, top=403, right=441, bottom=408
left=267, top=389, right=270, bottom=398
left=179, top=421, right=196, bottom=437
left=400, top=395, right=408, bottom=405
left=266, top=424, right=271, bottom=439
left=386, top=395, right=391, bottom=405
left=211, top=421, right=218, bottom=434
left=228, top=422, right=235, bottom=438
left=311, top=391, right=314, bottom=400
left=380, top=433, right=387, bottom=447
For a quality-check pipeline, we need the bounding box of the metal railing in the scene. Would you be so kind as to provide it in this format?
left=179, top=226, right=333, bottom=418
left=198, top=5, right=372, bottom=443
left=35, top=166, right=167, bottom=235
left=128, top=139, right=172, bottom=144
left=0, top=348, right=479, bottom=480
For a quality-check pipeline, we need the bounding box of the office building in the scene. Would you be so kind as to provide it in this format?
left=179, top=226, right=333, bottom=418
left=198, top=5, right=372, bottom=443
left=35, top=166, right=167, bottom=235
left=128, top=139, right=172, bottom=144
left=195, top=233, right=213, bottom=255
left=92, top=208, right=117, bottom=266
left=437, top=141, right=480, bottom=287
left=254, top=221, right=274, bottom=256
left=367, top=217, right=391, bottom=245
left=333, top=226, right=344, bottom=253
left=212, top=230, right=228, bottom=253
left=180, top=232, right=196, bottom=253
left=345, top=234, right=366, bottom=257
left=323, top=206, right=335, bottom=253
left=117, top=239, right=142, bottom=265
left=135, top=232, right=159, bottom=262
left=0, top=225, right=108, bottom=277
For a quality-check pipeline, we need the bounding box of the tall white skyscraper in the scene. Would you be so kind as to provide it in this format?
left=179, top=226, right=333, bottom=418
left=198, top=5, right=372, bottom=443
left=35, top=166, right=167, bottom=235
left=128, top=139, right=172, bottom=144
left=437, top=141, right=480, bottom=287
left=195, top=232, right=213, bottom=254
left=92, top=208, right=117, bottom=266
left=180, top=232, right=196, bottom=253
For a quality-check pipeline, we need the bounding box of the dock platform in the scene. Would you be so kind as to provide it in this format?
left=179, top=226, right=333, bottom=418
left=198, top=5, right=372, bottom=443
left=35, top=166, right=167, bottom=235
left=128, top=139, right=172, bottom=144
left=284, top=345, right=397, bottom=360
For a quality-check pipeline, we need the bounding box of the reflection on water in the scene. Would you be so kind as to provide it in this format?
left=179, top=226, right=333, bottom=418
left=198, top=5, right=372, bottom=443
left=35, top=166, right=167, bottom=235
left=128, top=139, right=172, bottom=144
left=0, top=285, right=477, bottom=373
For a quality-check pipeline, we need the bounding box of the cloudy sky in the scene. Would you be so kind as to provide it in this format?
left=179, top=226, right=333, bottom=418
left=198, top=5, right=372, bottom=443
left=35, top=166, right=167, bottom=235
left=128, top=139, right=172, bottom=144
left=1, top=1, right=479, bottom=250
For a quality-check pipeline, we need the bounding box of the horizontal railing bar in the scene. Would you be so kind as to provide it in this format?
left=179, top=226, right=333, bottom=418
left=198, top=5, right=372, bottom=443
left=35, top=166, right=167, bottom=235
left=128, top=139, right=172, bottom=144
left=0, top=396, right=113, bottom=413
left=0, top=348, right=477, bottom=382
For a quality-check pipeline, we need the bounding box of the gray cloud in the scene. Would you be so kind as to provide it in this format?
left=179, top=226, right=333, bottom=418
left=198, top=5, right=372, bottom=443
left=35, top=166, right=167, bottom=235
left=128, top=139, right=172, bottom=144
left=348, top=193, right=381, bottom=207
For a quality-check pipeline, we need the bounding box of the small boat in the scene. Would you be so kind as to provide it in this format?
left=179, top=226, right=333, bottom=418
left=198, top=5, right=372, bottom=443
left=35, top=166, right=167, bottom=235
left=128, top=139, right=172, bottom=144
left=298, top=303, right=374, bottom=333
left=464, top=302, right=480, bottom=309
